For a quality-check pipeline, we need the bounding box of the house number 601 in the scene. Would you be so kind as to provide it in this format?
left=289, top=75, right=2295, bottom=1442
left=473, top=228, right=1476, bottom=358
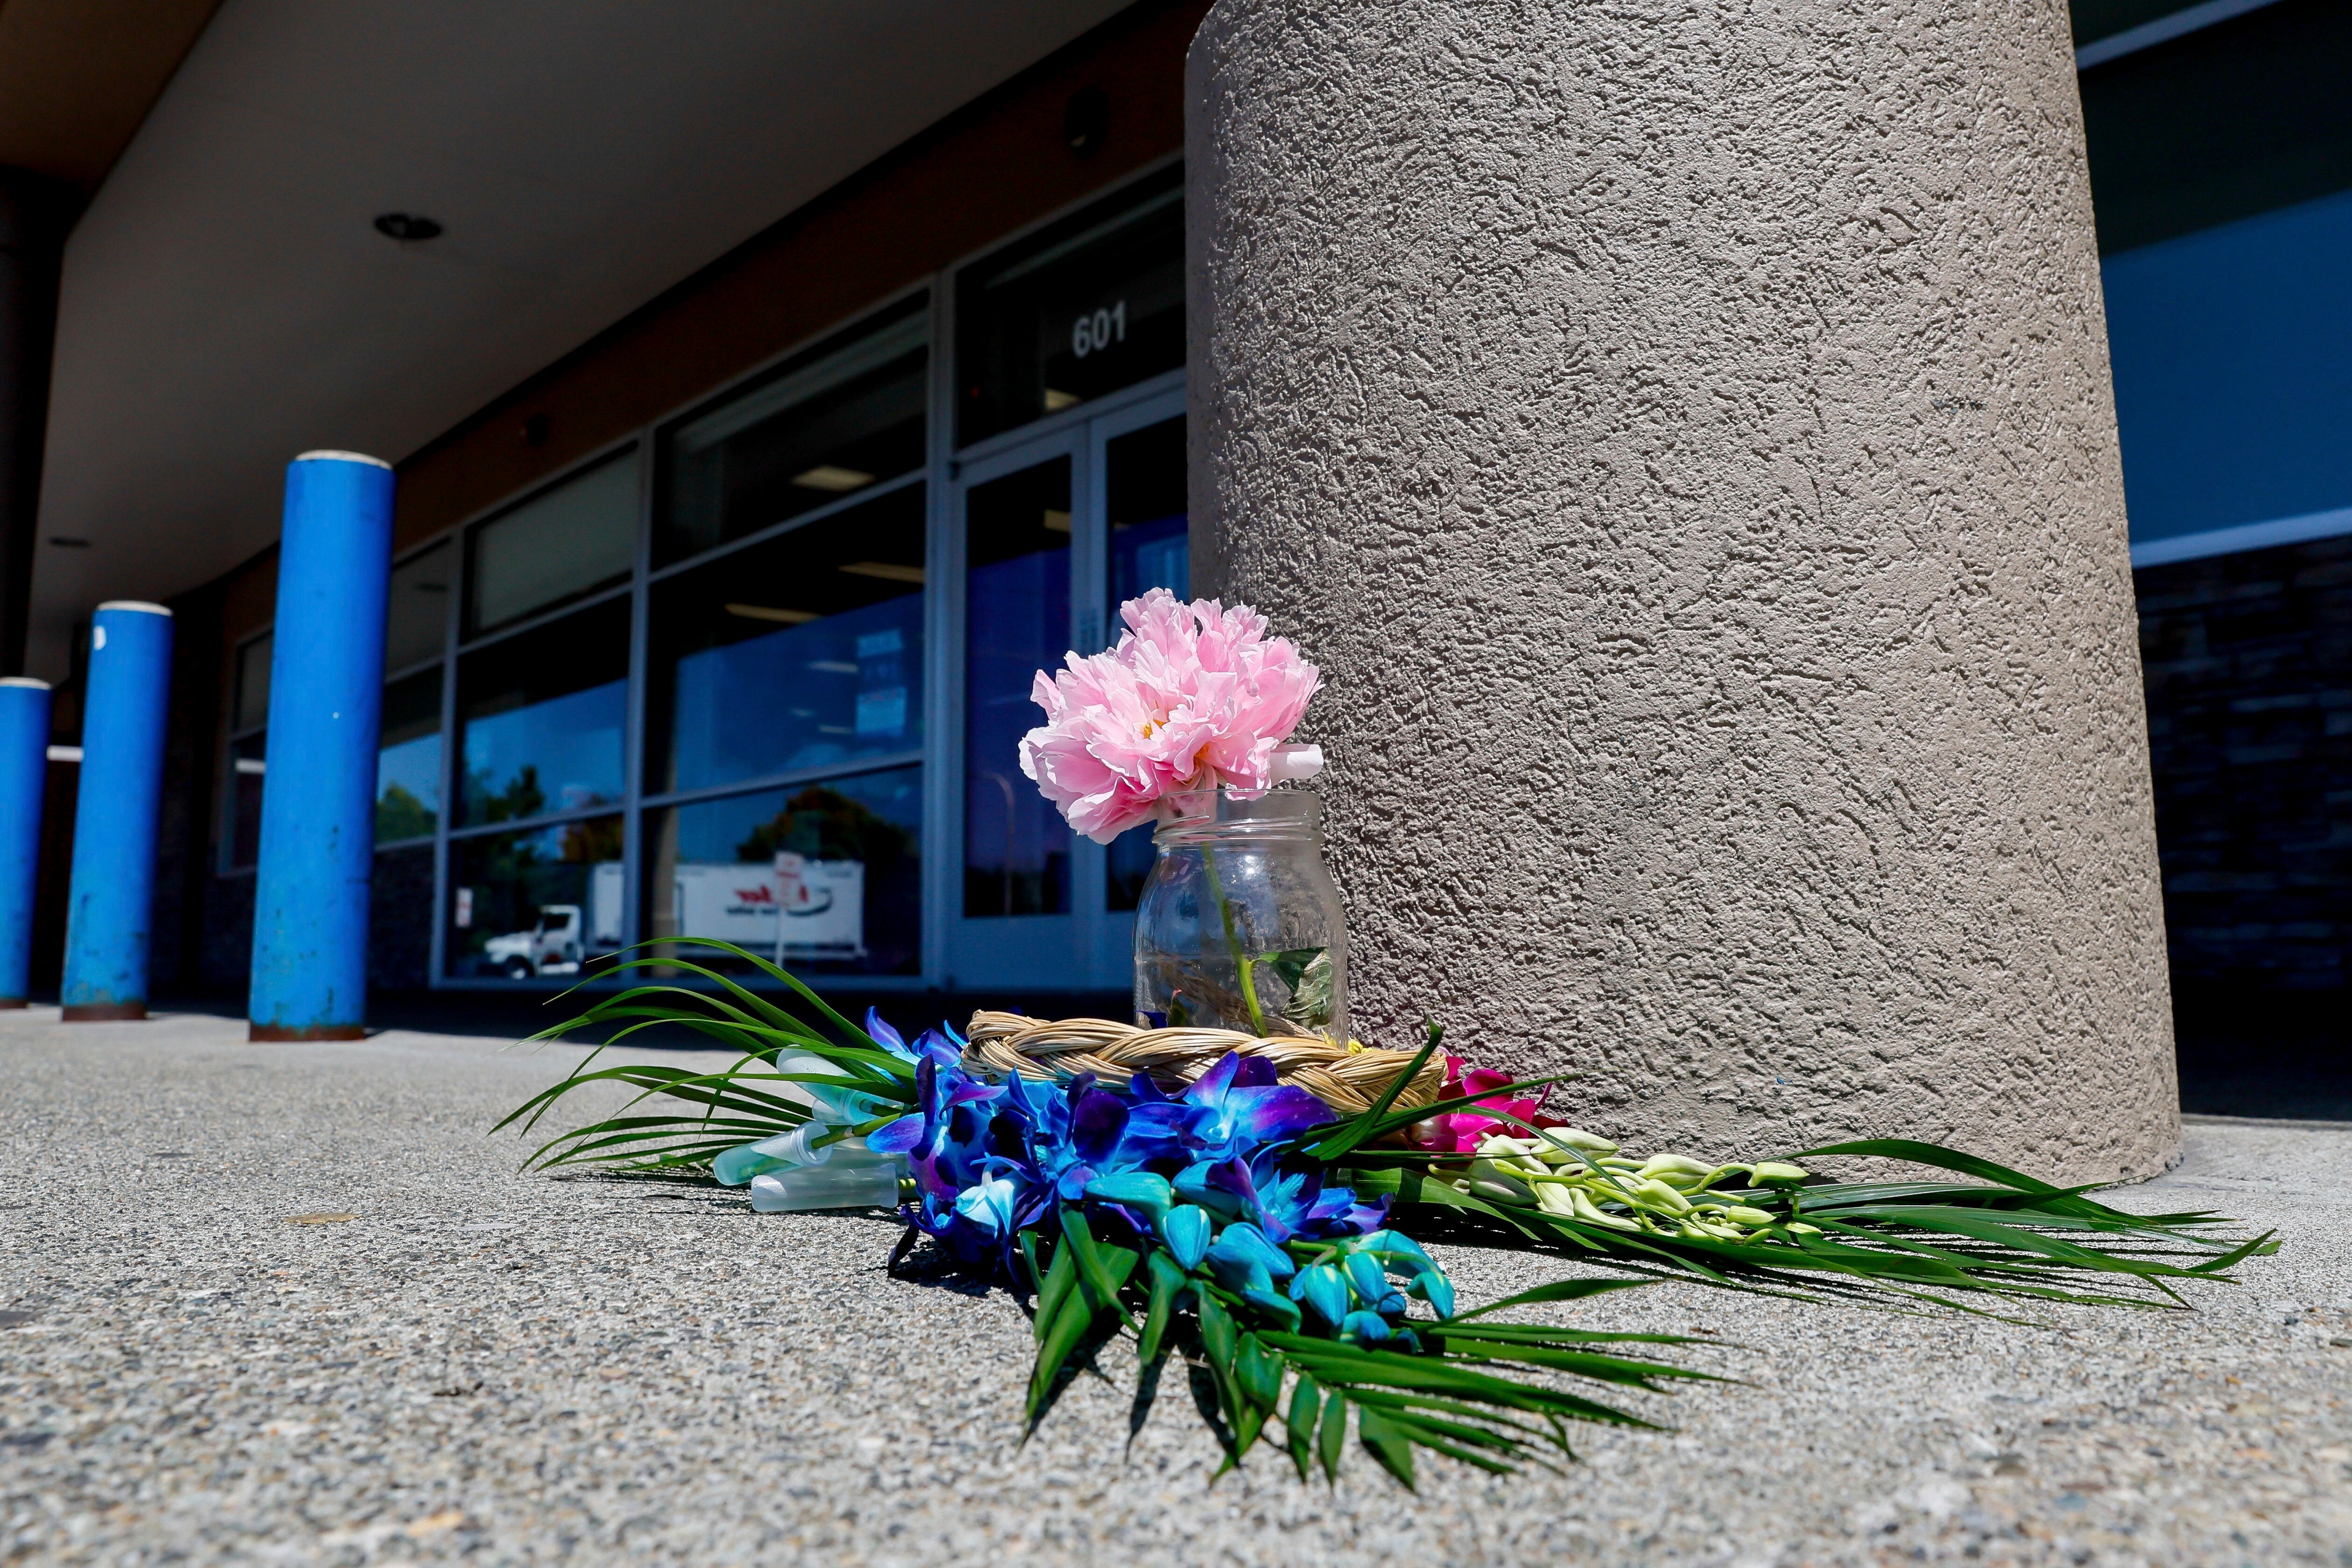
left=1071, top=301, right=1128, bottom=358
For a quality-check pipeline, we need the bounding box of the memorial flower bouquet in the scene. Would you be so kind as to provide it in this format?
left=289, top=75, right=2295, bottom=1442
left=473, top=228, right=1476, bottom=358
left=500, top=593, right=2277, bottom=1488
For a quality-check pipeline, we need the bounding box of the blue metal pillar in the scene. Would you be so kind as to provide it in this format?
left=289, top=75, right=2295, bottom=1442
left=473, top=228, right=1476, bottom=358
left=60, top=601, right=173, bottom=1020
left=248, top=451, right=394, bottom=1042
left=0, top=674, right=48, bottom=1005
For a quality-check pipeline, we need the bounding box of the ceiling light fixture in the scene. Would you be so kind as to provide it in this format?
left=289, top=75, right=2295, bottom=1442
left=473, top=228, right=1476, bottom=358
left=837, top=561, right=925, bottom=585
left=724, top=603, right=819, bottom=624
left=791, top=464, right=875, bottom=493
left=373, top=212, right=443, bottom=241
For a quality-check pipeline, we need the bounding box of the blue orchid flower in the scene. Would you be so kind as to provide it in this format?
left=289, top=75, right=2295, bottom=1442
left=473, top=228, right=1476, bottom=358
left=1406, top=1267, right=1456, bottom=1319
left=1158, top=1204, right=1212, bottom=1270
left=1084, top=1170, right=1173, bottom=1221
left=1173, top=1160, right=1247, bottom=1222
left=870, top=1053, right=1005, bottom=1200
left=1172, top=1053, right=1336, bottom=1164
left=1181, top=1146, right=1390, bottom=1246
left=1242, top=1286, right=1303, bottom=1330
left=953, top=1163, right=1023, bottom=1235
left=1343, top=1252, right=1405, bottom=1317
left=1289, top=1262, right=1351, bottom=1326
left=1208, top=1221, right=1296, bottom=1283
left=1339, top=1310, right=1393, bottom=1345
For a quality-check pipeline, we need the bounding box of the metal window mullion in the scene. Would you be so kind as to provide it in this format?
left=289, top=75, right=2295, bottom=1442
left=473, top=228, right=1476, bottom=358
left=640, top=749, right=927, bottom=812
left=429, top=508, right=462, bottom=989
left=624, top=436, right=653, bottom=956
left=642, top=466, right=929, bottom=585
left=452, top=576, right=635, bottom=659
left=922, top=276, right=957, bottom=987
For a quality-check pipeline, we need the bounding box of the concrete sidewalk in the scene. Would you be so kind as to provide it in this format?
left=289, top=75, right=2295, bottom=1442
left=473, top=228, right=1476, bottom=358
left=1, top=1010, right=2346, bottom=1566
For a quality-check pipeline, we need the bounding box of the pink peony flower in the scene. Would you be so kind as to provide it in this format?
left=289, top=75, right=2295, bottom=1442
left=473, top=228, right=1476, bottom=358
left=1019, top=588, right=1322, bottom=842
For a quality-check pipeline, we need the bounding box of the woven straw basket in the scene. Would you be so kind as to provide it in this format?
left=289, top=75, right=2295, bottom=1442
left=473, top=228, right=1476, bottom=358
left=959, top=1010, right=1446, bottom=1117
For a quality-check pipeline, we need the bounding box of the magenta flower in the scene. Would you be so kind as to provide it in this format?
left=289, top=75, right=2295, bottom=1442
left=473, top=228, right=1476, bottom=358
left=1019, top=589, right=1322, bottom=842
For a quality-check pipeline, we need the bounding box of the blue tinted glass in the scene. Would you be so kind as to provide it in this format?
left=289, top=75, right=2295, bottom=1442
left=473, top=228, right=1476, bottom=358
left=457, top=598, right=630, bottom=824
left=2103, top=187, right=2352, bottom=551
left=644, top=765, right=923, bottom=976
left=965, top=458, right=1071, bottom=917
left=650, top=484, right=925, bottom=795
left=377, top=666, right=441, bottom=842
left=377, top=734, right=440, bottom=842
left=446, top=816, right=625, bottom=979
left=1111, top=516, right=1188, bottom=608
left=1104, top=415, right=1187, bottom=910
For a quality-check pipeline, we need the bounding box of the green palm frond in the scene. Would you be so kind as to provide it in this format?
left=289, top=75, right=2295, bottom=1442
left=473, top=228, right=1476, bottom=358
left=491, top=940, right=916, bottom=1174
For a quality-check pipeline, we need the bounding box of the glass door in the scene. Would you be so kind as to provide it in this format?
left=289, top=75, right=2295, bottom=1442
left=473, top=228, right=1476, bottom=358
left=943, top=430, right=1087, bottom=988
left=941, top=388, right=1188, bottom=996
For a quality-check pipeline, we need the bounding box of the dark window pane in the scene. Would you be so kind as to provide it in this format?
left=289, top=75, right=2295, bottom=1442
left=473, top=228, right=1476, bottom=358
left=378, top=666, right=442, bottom=843
left=446, top=816, right=624, bottom=980
left=385, top=540, right=453, bottom=673
left=2080, top=1, right=2352, bottom=255
left=228, top=732, right=265, bottom=869
left=1103, top=415, right=1189, bottom=910
left=957, top=167, right=1182, bottom=445
left=456, top=598, right=630, bottom=825
left=965, top=458, right=1071, bottom=916
left=643, top=766, right=922, bottom=977
left=647, top=486, right=925, bottom=795
left=233, top=634, right=271, bottom=733
left=466, top=451, right=637, bottom=637
left=660, top=301, right=928, bottom=565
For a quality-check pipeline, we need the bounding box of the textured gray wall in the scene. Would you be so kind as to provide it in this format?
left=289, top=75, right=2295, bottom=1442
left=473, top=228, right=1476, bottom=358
left=1185, top=0, right=2180, bottom=1181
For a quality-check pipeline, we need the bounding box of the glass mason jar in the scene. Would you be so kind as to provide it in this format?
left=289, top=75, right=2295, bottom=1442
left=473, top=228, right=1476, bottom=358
left=1133, top=788, right=1348, bottom=1042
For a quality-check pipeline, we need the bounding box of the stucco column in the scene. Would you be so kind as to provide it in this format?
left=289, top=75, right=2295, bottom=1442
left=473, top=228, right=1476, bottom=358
left=1186, top=0, right=2180, bottom=1181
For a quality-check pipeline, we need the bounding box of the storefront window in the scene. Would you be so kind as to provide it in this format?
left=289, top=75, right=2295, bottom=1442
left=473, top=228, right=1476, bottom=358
left=642, top=766, right=922, bottom=976
left=456, top=597, right=630, bottom=825
left=385, top=540, right=453, bottom=673
left=1103, top=414, right=1188, bottom=909
left=233, top=632, right=272, bottom=730
left=466, top=451, right=638, bottom=637
left=446, top=815, right=624, bottom=980
left=646, top=484, right=925, bottom=795
left=223, top=633, right=272, bottom=870
left=957, top=167, right=1182, bottom=446
left=228, top=734, right=266, bottom=869
left=377, top=667, right=442, bottom=843
left=660, top=300, right=928, bottom=566
left=965, top=457, right=1071, bottom=916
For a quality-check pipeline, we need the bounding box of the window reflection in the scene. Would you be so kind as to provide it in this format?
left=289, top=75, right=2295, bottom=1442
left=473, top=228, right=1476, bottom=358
left=447, top=815, right=624, bottom=979
left=958, top=168, right=1183, bottom=445
left=965, top=458, right=1071, bottom=916
left=643, top=766, right=922, bottom=976
left=234, top=634, right=272, bottom=732
left=661, top=301, right=927, bottom=565
left=1103, top=415, right=1189, bottom=911
left=467, top=452, right=637, bottom=638
left=647, top=485, right=924, bottom=795
left=228, top=733, right=265, bottom=869
left=385, top=541, right=453, bottom=673
left=457, top=597, right=629, bottom=825
left=378, top=666, right=442, bottom=843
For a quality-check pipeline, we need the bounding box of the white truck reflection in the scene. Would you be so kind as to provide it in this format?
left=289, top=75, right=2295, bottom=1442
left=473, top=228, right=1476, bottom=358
left=481, top=861, right=623, bottom=978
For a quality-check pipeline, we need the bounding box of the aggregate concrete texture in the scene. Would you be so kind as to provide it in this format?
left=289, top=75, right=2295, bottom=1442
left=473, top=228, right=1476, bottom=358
left=1186, top=0, right=2179, bottom=1182
left=4, top=1011, right=2348, bottom=1566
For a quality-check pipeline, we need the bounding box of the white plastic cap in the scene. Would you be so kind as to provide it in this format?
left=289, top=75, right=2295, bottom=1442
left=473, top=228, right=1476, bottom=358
left=95, top=601, right=172, bottom=616
left=1268, top=742, right=1324, bottom=782
left=0, top=676, right=50, bottom=689
left=295, top=450, right=392, bottom=469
